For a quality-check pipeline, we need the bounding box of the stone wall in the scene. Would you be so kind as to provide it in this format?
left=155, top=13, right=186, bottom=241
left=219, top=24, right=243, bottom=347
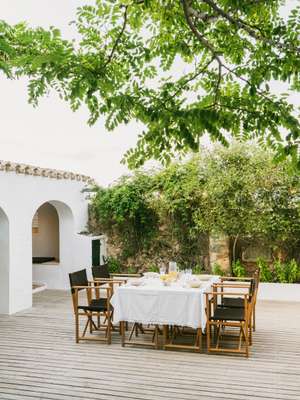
left=104, top=231, right=210, bottom=272
left=209, top=234, right=231, bottom=274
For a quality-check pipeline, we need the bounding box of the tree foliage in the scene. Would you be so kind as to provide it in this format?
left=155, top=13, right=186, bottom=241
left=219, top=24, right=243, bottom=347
left=0, top=1, right=300, bottom=167
left=89, top=144, right=300, bottom=268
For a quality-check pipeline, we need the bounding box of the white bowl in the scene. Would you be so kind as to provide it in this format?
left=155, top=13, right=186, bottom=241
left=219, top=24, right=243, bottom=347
left=143, top=272, right=159, bottom=278
left=189, top=280, right=202, bottom=288
left=128, top=278, right=143, bottom=286
left=196, top=274, right=213, bottom=281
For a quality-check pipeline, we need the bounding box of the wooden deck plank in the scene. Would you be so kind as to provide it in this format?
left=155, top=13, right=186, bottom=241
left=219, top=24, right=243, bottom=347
left=0, top=290, right=299, bottom=400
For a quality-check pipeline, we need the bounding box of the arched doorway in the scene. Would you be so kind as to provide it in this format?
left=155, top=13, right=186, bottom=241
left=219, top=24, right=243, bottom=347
left=32, top=202, right=60, bottom=265
left=32, top=201, right=74, bottom=291
left=0, top=207, right=9, bottom=313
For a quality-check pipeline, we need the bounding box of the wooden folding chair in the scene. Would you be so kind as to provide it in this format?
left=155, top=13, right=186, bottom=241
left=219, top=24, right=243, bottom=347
left=92, top=264, right=142, bottom=281
left=69, top=269, right=114, bottom=344
left=92, top=272, right=124, bottom=332
left=219, top=269, right=260, bottom=330
left=205, top=284, right=255, bottom=357
left=212, top=279, right=254, bottom=345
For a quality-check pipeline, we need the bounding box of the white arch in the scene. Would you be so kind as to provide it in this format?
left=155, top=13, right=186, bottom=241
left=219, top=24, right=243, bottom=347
left=0, top=207, right=9, bottom=314
left=30, top=199, right=74, bottom=224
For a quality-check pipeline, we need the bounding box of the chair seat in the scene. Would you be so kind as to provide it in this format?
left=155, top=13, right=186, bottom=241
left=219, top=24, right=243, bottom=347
left=222, top=297, right=244, bottom=308
left=211, top=306, right=245, bottom=321
left=78, top=298, right=108, bottom=312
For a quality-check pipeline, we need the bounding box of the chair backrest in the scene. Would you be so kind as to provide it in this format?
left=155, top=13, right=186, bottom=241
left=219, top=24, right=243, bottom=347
left=92, top=264, right=110, bottom=280
left=69, top=269, right=88, bottom=294
left=248, top=277, right=256, bottom=300
left=252, top=269, right=260, bottom=304
left=254, top=268, right=260, bottom=289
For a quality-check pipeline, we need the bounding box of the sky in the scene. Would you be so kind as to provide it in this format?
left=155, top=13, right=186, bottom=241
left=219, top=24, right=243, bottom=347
left=0, top=0, right=140, bottom=186
left=0, top=1, right=298, bottom=186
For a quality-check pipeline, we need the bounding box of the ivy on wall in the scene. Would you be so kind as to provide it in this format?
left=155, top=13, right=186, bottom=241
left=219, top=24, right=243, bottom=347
left=89, top=144, right=300, bottom=271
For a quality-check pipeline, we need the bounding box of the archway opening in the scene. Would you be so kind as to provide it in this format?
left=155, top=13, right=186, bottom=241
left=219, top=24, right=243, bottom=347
left=0, top=207, right=10, bottom=313
left=32, top=200, right=75, bottom=292
left=32, top=202, right=60, bottom=265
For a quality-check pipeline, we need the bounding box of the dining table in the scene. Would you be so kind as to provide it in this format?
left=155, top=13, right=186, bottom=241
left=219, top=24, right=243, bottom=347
left=110, top=273, right=220, bottom=350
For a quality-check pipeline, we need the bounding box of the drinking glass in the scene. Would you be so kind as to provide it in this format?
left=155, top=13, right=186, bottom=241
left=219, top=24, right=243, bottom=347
left=160, top=265, right=166, bottom=275
left=169, top=261, right=177, bottom=272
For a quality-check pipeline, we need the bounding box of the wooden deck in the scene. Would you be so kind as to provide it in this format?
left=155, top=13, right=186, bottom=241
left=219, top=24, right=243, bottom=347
left=0, top=290, right=300, bottom=400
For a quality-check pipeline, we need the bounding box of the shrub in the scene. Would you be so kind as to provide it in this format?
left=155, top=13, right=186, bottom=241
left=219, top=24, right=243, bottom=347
left=193, top=264, right=204, bottom=274
left=287, top=259, right=300, bottom=283
left=232, top=260, right=246, bottom=277
left=258, top=258, right=300, bottom=283
left=273, top=260, right=286, bottom=283
left=127, top=266, right=137, bottom=274
left=148, top=264, right=159, bottom=273
left=212, top=263, right=225, bottom=276
left=257, top=258, right=273, bottom=282
left=274, top=259, right=300, bottom=283
left=105, top=256, right=122, bottom=273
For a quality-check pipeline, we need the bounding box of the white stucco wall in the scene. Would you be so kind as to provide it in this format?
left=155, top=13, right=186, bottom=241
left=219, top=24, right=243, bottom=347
left=0, top=170, right=94, bottom=314
left=258, top=283, right=300, bottom=302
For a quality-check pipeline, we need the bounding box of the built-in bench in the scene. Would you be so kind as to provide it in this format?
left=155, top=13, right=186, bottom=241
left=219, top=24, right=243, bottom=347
left=32, top=257, right=56, bottom=264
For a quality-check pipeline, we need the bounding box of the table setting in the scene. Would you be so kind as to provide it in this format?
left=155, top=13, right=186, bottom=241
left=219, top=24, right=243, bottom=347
left=110, top=269, right=219, bottom=332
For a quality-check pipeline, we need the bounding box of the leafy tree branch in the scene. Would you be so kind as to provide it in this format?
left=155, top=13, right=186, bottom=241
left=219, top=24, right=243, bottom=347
left=0, top=1, right=299, bottom=167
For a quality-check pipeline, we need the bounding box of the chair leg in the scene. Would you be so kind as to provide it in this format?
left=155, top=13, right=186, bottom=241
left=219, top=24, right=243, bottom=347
left=121, top=321, right=125, bottom=347
left=154, top=325, right=159, bottom=349
left=75, top=313, right=79, bottom=343
left=165, top=325, right=169, bottom=340
left=151, top=327, right=157, bottom=343
left=206, top=322, right=211, bottom=352
left=135, top=323, right=139, bottom=337
left=253, top=307, right=256, bottom=331
left=89, top=314, right=98, bottom=332
left=244, top=322, right=249, bottom=358
left=110, top=310, right=116, bottom=331
left=107, top=314, right=112, bottom=345
left=249, top=315, right=253, bottom=346
left=88, top=312, right=98, bottom=334
left=138, top=324, right=145, bottom=334
left=82, top=318, right=89, bottom=338
left=89, top=312, right=94, bottom=334
left=163, top=325, right=168, bottom=349
left=238, top=327, right=243, bottom=351
left=195, top=328, right=202, bottom=352
left=216, top=325, right=221, bottom=349
left=129, top=323, right=136, bottom=340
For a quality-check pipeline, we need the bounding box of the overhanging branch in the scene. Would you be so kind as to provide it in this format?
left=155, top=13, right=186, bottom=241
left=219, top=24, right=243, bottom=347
left=201, top=0, right=300, bottom=54
left=104, top=5, right=128, bottom=68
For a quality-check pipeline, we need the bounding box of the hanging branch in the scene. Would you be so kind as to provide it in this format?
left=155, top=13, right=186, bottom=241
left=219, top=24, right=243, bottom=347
left=104, top=5, right=129, bottom=68
left=201, top=0, right=300, bottom=54
left=181, top=0, right=288, bottom=112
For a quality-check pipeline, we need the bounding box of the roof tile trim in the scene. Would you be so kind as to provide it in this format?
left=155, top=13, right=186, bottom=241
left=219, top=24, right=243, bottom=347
left=0, top=160, right=96, bottom=185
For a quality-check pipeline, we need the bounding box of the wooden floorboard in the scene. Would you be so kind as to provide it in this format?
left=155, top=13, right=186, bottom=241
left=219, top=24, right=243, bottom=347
left=0, top=291, right=299, bottom=400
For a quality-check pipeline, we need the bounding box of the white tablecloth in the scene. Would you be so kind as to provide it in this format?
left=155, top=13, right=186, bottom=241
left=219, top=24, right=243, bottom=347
left=110, top=276, right=219, bottom=330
